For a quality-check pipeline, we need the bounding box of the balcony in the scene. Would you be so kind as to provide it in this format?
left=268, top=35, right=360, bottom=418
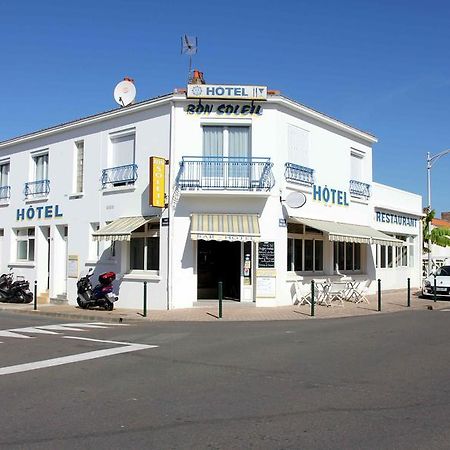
left=284, top=162, right=314, bottom=186
left=0, top=185, right=10, bottom=200
left=349, top=179, right=371, bottom=199
left=176, top=156, right=275, bottom=192
left=101, top=164, right=138, bottom=188
left=24, top=180, right=50, bottom=199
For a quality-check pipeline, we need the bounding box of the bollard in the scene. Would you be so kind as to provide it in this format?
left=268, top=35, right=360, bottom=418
left=143, top=281, right=147, bottom=317
left=407, top=278, right=410, bottom=307
left=218, top=281, right=223, bottom=319
left=377, top=279, right=381, bottom=312
left=433, top=276, right=437, bottom=303
left=34, top=280, right=37, bottom=311
left=311, top=280, right=315, bottom=317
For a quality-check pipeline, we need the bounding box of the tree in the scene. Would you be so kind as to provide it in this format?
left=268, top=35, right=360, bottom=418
left=423, top=209, right=450, bottom=252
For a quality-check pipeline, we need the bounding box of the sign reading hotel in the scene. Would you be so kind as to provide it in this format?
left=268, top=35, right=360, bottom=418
left=187, top=84, right=267, bottom=100
left=313, top=185, right=349, bottom=207
left=149, top=157, right=166, bottom=208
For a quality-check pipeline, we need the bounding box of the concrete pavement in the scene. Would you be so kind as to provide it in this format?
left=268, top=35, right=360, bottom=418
left=0, top=289, right=447, bottom=323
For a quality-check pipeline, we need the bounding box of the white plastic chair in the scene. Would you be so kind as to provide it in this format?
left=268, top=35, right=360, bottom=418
left=353, top=280, right=371, bottom=304
left=294, top=281, right=311, bottom=306
left=326, top=281, right=347, bottom=306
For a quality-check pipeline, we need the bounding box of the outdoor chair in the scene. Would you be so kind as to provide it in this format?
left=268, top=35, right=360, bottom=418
left=294, top=281, right=311, bottom=306
left=326, top=281, right=347, bottom=307
left=353, top=280, right=372, bottom=304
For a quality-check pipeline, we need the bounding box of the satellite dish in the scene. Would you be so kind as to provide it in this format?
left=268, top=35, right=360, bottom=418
left=114, top=79, right=136, bottom=107
left=285, top=192, right=307, bottom=209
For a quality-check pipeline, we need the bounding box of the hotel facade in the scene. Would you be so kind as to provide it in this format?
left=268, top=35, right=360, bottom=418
left=0, top=82, right=423, bottom=309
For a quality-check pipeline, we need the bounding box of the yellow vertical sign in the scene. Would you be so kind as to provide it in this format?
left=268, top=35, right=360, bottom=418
left=149, top=157, right=166, bottom=207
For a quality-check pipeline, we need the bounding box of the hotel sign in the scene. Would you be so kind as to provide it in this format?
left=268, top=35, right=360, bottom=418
left=149, top=157, right=166, bottom=208
left=187, top=84, right=267, bottom=100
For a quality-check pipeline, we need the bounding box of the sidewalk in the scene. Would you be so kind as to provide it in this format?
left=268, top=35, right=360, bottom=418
left=0, top=289, right=448, bottom=323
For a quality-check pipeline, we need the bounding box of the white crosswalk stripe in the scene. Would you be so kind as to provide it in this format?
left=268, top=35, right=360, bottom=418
left=0, top=322, right=128, bottom=342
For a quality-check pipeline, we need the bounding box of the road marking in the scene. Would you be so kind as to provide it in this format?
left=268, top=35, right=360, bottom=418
left=0, top=337, right=157, bottom=376
left=0, top=330, right=33, bottom=339
left=440, top=309, right=450, bottom=311
left=0, top=322, right=130, bottom=341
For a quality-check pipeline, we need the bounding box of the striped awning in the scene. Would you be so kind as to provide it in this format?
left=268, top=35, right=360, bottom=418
left=290, top=217, right=403, bottom=246
left=191, top=214, right=260, bottom=242
left=92, top=216, right=157, bottom=242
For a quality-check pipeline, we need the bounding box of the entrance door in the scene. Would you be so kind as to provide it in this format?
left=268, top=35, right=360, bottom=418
left=197, top=240, right=241, bottom=300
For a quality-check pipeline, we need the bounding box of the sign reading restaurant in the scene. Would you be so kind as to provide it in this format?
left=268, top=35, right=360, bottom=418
left=187, top=84, right=268, bottom=100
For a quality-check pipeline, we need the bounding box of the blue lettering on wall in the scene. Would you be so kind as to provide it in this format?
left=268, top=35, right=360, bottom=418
left=313, top=185, right=349, bottom=207
left=186, top=103, right=262, bottom=115
left=375, top=210, right=417, bottom=227
left=16, top=205, right=63, bottom=221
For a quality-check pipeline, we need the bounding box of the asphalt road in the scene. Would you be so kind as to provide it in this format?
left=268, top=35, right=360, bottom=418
left=0, top=310, right=449, bottom=449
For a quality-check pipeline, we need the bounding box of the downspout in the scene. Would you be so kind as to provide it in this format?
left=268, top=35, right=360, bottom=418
left=166, top=100, right=176, bottom=310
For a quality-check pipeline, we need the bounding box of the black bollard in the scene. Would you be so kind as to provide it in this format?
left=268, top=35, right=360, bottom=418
left=311, top=280, right=315, bottom=317
left=377, top=279, right=381, bottom=312
left=143, top=281, right=147, bottom=317
left=218, top=281, right=223, bottom=319
left=34, top=280, right=37, bottom=311
left=433, top=276, right=437, bottom=303
left=407, top=278, right=410, bottom=307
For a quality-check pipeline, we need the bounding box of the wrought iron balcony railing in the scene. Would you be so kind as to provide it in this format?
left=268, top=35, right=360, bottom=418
left=349, top=179, right=371, bottom=199
left=0, top=185, right=10, bottom=200
left=176, top=156, right=274, bottom=191
left=101, top=164, right=138, bottom=188
left=284, top=162, right=314, bottom=186
left=24, top=180, right=50, bottom=198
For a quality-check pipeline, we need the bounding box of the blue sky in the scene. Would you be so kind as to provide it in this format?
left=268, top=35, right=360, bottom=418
left=1, top=0, right=449, bottom=214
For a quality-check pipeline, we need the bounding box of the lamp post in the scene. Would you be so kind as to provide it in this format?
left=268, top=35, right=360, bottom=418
left=426, top=149, right=450, bottom=274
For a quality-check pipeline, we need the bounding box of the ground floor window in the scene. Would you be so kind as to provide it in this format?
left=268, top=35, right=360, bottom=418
left=287, top=237, right=323, bottom=272
left=333, top=242, right=361, bottom=271
left=15, top=228, right=35, bottom=261
left=377, top=235, right=415, bottom=269
left=129, top=222, right=160, bottom=272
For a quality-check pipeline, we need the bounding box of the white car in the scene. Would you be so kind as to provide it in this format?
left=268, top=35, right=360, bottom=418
left=423, top=265, right=450, bottom=298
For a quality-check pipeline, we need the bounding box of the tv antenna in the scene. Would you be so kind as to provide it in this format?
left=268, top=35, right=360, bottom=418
left=181, top=34, right=198, bottom=82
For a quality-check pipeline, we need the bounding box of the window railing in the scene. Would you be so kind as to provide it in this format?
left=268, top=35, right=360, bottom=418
left=24, top=180, right=50, bottom=198
left=284, top=162, right=314, bottom=186
left=0, top=185, right=10, bottom=200
left=101, top=164, right=138, bottom=188
left=176, top=156, right=274, bottom=191
left=349, top=179, right=371, bottom=199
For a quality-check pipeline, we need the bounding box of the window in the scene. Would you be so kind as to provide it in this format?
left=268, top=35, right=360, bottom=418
left=287, top=224, right=323, bottom=272
left=74, top=141, right=84, bottom=193
left=334, top=242, right=361, bottom=271
left=287, top=124, right=309, bottom=167
left=129, top=222, right=160, bottom=272
left=34, top=153, right=48, bottom=181
left=110, top=132, right=135, bottom=167
left=350, top=150, right=364, bottom=181
left=0, top=161, right=10, bottom=187
left=392, top=235, right=415, bottom=268
left=0, top=161, right=10, bottom=199
left=16, top=228, right=35, bottom=261
left=203, top=126, right=250, bottom=178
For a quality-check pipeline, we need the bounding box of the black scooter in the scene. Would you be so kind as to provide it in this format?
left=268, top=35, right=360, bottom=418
left=76, top=269, right=118, bottom=311
left=0, top=271, right=34, bottom=303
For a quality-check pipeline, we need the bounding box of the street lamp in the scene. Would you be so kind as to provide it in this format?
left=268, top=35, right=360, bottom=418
left=426, top=149, right=450, bottom=274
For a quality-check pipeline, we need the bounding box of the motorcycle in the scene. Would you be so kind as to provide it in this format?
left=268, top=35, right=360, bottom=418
left=0, top=270, right=34, bottom=303
left=76, top=269, right=118, bottom=311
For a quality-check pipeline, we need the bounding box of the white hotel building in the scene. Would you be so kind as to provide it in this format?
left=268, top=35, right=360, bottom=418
left=0, top=81, right=423, bottom=309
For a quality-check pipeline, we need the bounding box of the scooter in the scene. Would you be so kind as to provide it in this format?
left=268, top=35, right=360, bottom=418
left=0, top=270, right=34, bottom=303
left=76, top=269, right=118, bottom=311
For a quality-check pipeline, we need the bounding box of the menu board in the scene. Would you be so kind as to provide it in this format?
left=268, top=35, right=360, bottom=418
left=258, top=242, right=275, bottom=268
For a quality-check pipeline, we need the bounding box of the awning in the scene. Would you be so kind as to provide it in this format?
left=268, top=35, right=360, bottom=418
left=92, top=216, right=158, bottom=241
left=290, top=217, right=403, bottom=246
left=191, top=214, right=260, bottom=242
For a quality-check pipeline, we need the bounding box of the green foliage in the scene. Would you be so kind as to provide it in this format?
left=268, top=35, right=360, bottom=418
left=423, top=209, right=450, bottom=252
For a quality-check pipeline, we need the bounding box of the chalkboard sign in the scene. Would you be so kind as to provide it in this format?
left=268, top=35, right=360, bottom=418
left=258, top=241, right=275, bottom=268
